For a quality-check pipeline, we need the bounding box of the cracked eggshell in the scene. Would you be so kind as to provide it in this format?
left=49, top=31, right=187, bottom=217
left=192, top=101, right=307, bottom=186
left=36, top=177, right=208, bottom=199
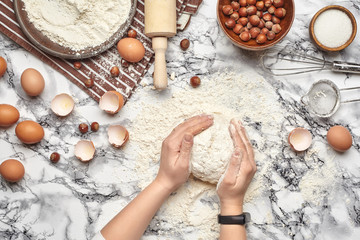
left=108, top=125, right=129, bottom=148
left=74, top=140, right=95, bottom=162
left=99, top=91, right=124, bottom=114
left=51, top=93, right=74, bottom=117
left=288, top=128, right=312, bottom=152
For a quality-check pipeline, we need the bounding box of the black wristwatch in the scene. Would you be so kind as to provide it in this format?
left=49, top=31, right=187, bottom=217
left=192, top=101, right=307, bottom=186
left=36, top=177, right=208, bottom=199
left=218, top=212, right=251, bottom=225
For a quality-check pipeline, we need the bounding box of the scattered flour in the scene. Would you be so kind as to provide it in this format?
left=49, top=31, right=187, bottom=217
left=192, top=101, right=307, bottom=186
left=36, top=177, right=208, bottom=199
left=22, top=0, right=131, bottom=50
left=129, top=71, right=286, bottom=238
left=300, top=147, right=339, bottom=206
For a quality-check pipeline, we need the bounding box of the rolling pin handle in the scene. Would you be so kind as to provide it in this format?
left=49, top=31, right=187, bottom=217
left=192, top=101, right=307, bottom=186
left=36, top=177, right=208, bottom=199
left=152, top=37, right=168, bottom=90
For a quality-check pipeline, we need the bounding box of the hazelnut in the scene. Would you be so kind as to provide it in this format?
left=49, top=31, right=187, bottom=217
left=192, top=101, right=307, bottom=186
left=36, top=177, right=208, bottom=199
left=240, top=31, right=251, bottom=41
left=273, top=0, right=284, bottom=8
left=256, top=1, right=264, bottom=10
left=110, top=66, right=120, bottom=77
left=268, top=5, right=276, bottom=14
left=222, top=5, right=233, bottom=15
left=264, top=0, right=273, bottom=8
left=231, top=1, right=240, bottom=11
left=91, top=122, right=99, bottom=132
left=256, top=11, right=263, bottom=18
left=230, top=12, right=240, bottom=21
left=79, top=123, right=88, bottom=133
left=238, top=17, right=248, bottom=26
left=249, top=27, right=260, bottom=39
left=249, top=15, right=260, bottom=26
left=180, top=39, right=190, bottom=50
left=246, top=22, right=253, bottom=29
left=190, top=76, right=201, bottom=88
left=246, top=6, right=257, bottom=15
left=258, top=19, right=265, bottom=28
left=256, top=33, right=267, bottom=44
left=272, top=23, right=282, bottom=33
left=267, top=31, right=276, bottom=40
left=74, top=62, right=82, bottom=70
left=225, top=18, right=236, bottom=29
left=127, top=29, right=137, bottom=38
left=263, top=13, right=272, bottom=21
left=239, top=7, right=248, bottom=17
left=272, top=16, right=281, bottom=24
left=247, top=0, right=256, bottom=5
left=265, top=21, right=273, bottom=30
left=274, top=8, right=286, bottom=18
left=239, top=0, right=247, bottom=7
left=84, top=78, right=94, bottom=88
left=121, top=59, right=129, bottom=68
left=50, top=152, right=60, bottom=163
left=233, top=24, right=243, bottom=34
left=239, top=27, right=249, bottom=34
left=261, top=28, right=269, bottom=35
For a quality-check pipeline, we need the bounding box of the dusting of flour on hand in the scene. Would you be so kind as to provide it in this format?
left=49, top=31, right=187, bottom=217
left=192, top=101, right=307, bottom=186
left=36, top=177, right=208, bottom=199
left=22, top=0, right=131, bottom=50
left=128, top=71, right=286, bottom=238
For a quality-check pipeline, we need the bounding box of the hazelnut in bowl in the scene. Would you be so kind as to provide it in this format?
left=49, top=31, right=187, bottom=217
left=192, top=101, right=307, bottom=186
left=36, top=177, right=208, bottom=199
left=217, top=0, right=295, bottom=51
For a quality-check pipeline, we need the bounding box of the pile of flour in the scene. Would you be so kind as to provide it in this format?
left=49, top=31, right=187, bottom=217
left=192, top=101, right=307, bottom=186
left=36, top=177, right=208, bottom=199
left=129, top=71, right=286, bottom=238
left=22, top=0, right=131, bottom=50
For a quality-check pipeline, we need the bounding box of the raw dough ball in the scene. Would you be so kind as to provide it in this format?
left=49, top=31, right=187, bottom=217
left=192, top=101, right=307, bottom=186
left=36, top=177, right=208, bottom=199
left=190, top=113, right=234, bottom=184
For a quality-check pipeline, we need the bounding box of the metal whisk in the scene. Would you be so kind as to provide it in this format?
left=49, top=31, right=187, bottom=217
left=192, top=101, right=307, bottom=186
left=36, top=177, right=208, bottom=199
left=261, top=48, right=360, bottom=76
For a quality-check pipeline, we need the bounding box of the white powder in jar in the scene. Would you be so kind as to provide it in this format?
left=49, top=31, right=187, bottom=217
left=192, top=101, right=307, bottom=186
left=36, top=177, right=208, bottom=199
left=22, top=0, right=131, bottom=51
left=314, top=9, right=353, bottom=48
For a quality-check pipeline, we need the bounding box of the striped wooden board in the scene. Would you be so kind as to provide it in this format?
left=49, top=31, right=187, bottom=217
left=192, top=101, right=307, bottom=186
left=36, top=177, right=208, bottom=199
left=0, top=0, right=202, bottom=102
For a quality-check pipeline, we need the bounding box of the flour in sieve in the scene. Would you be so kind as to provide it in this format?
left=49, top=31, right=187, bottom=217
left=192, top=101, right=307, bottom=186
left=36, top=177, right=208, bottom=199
left=22, top=0, right=131, bottom=50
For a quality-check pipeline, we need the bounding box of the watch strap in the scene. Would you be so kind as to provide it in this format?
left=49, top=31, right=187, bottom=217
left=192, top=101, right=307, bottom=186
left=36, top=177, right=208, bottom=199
left=218, top=212, right=251, bottom=225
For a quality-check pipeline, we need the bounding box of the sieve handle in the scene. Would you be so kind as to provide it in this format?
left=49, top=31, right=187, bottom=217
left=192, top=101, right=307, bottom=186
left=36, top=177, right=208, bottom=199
left=332, top=61, right=360, bottom=74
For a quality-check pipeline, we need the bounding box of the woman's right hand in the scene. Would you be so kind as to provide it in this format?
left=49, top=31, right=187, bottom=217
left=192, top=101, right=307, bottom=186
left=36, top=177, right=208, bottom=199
left=216, top=119, right=257, bottom=214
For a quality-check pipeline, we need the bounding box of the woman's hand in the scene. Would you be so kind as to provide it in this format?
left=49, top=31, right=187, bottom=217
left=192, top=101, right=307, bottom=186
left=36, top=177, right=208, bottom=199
left=216, top=119, right=257, bottom=214
left=155, top=114, right=214, bottom=193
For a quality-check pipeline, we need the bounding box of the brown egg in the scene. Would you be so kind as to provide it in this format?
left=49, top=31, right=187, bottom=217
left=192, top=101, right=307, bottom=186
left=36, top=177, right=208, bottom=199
left=327, top=125, right=352, bottom=152
left=0, top=159, right=25, bottom=182
left=0, top=104, right=20, bottom=127
left=0, top=56, right=7, bottom=78
left=15, top=120, right=44, bottom=144
left=117, top=38, right=145, bottom=63
left=21, top=68, right=45, bottom=96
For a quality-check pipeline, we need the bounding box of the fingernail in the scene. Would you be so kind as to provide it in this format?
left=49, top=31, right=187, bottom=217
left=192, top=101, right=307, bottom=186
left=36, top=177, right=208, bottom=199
left=207, top=115, right=214, bottom=120
left=184, top=134, right=193, bottom=142
left=238, top=120, right=243, bottom=127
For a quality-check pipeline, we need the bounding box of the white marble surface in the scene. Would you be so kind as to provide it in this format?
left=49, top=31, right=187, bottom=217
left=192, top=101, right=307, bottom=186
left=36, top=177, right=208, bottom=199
left=1, top=0, right=360, bottom=239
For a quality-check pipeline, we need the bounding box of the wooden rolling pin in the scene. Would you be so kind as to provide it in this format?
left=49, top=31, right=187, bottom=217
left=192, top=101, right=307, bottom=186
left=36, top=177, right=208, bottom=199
left=145, top=0, right=177, bottom=90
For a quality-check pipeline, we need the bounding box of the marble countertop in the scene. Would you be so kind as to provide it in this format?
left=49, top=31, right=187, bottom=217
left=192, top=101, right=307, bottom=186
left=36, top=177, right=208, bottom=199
left=1, top=0, right=360, bottom=239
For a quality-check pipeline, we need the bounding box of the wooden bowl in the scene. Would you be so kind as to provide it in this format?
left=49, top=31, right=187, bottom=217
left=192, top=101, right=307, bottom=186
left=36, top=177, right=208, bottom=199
left=217, top=0, right=295, bottom=51
left=309, top=5, right=357, bottom=52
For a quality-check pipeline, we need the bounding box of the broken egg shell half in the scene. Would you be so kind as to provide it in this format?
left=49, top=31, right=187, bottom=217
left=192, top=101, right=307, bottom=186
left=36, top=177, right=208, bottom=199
left=108, top=125, right=129, bottom=148
left=99, top=91, right=124, bottom=114
left=51, top=93, right=75, bottom=117
left=288, top=128, right=312, bottom=152
left=74, top=140, right=95, bottom=162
